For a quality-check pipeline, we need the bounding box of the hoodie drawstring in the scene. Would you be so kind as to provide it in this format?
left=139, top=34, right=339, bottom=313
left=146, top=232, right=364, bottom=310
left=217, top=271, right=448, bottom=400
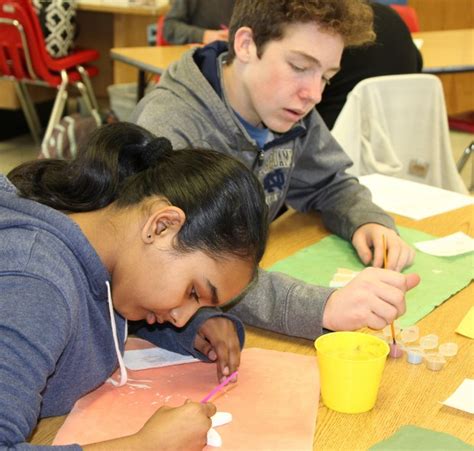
left=105, top=281, right=128, bottom=387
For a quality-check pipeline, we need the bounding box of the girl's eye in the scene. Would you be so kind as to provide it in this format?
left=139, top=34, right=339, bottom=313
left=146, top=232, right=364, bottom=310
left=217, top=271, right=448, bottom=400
left=190, top=287, right=200, bottom=304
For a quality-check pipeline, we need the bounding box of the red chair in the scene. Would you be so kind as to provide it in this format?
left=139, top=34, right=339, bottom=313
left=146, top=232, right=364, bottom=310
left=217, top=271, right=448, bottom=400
left=0, top=0, right=100, bottom=152
left=155, top=14, right=169, bottom=46
left=389, top=4, right=420, bottom=32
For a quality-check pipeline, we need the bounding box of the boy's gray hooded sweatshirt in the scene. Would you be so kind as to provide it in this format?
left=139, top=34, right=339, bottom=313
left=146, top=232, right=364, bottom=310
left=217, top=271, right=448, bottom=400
left=0, top=175, right=244, bottom=450
left=131, top=43, right=397, bottom=342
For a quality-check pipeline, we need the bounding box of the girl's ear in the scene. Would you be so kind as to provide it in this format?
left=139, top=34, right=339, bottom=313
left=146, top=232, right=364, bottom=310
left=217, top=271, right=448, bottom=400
left=233, top=26, right=256, bottom=63
left=141, top=206, right=186, bottom=244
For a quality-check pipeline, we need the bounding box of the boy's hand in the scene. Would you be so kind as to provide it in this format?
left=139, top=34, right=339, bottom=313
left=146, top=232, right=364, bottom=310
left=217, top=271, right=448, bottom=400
left=195, top=317, right=241, bottom=382
left=322, top=267, right=420, bottom=331
left=352, top=223, right=416, bottom=271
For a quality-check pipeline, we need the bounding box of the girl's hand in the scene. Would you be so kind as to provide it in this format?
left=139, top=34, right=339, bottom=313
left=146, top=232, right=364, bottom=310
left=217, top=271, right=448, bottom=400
left=195, top=317, right=241, bottom=382
left=84, top=400, right=215, bottom=450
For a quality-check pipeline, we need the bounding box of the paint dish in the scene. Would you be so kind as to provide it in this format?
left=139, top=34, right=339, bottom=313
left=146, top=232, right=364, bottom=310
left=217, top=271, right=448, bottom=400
left=400, top=326, right=419, bottom=344
left=419, top=334, right=439, bottom=350
left=438, top=342, right=459, bottom=357
left=405, top=347, right=424, bottom=365
left=424, top=353, right=446, bottom=371
left=389, top=343, right=403, bottom=358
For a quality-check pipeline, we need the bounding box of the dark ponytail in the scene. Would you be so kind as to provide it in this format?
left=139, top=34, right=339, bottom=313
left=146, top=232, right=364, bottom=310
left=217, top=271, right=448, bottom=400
left=8, top=122, right=268, bottom=264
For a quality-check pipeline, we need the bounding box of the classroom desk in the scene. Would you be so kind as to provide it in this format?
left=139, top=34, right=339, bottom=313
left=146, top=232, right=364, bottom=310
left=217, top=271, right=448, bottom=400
left=414, top=28, right=474, bottom=74
left=413, top=28, right=474, bottom=114
left=110, top=45, right=189, bottom=99
left=74, top=1, right=170, bottom=97
left=29, top=204, right=473, bottom=448
left=77, top=0, right=168, bottom=16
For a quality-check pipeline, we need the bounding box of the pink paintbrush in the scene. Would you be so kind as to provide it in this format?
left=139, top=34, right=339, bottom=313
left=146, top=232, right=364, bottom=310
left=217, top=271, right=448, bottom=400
left=200, top=371, right=238, bottom=403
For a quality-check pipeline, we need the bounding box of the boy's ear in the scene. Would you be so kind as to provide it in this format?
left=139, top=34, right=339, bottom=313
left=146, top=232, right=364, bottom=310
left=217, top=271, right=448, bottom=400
left=233, top=26, right=256, bottom=63
left=141, top=206, right=186, bottom=244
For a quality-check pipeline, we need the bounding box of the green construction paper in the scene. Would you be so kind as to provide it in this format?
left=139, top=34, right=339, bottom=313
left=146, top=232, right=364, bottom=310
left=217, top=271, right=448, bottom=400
left=269, top=226, right=473, bottom=327
left=369, top=425, right=472, bottom=450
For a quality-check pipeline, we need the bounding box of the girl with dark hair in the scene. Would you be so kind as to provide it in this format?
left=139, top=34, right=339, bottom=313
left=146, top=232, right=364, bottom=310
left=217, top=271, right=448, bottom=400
left=0, top=122, right=268, bottom=449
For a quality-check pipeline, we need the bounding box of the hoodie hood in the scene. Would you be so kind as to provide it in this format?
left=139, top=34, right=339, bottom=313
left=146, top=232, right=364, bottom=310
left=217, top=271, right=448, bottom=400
left=0, top=175, right=109, bottom=299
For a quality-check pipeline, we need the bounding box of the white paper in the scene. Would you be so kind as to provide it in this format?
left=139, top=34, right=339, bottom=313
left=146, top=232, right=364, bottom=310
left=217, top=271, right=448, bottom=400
left=441, top=379, right=474, bottom=414
left=415, top=232, right=474, bottom=257
left=359, top=174, right=473, bottom=220
left=123, top=347, right=199, bottom=370
left=413, top=38, right=424, bottom=49
left=329, top=268, right=359, bottom=288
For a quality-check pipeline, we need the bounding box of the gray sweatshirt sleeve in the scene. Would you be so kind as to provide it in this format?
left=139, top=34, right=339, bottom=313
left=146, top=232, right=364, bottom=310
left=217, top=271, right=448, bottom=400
left=223, top=268, right=334, bottom=340
left=286, top=114, right=396, bottom=240
left=163, top=0, right=205, bottom=44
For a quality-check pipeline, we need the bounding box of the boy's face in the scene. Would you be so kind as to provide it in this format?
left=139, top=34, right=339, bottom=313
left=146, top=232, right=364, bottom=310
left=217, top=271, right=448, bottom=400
left=237, top=22, right=343, bottom=133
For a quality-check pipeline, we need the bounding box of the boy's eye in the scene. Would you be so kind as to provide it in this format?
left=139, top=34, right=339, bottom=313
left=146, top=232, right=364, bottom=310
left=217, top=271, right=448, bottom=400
left=322, top=76, right=331, bottom=86
left=289, top=62, right=306, bottom=73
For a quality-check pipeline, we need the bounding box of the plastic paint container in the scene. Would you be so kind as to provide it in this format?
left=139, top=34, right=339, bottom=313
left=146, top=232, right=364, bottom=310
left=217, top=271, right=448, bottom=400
left=405, top=347, right=424, bottom=365
left=400, top=326, right=419, bottom=344
left=439, top=342, right=459, bottom=357
left=389, top=343, right=403, bottom=358
left=419, top=334, right=439, bottom=350
left=314, top=332, right=389, bottom=413
left=424, top=353, right=446, bottom=371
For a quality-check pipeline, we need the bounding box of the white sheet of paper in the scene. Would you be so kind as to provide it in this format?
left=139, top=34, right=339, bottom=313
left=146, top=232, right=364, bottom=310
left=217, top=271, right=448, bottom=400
left=441, top=379, right=474, bottom=414
left=329, top=268, right=359, bottom=288
left=413, top=38, right=424, bottom=49
left=123, top=347, right=199, bottom=370
left=359, top=174, right=473, bottom=220
left=414, top=232, right=474, bottom=257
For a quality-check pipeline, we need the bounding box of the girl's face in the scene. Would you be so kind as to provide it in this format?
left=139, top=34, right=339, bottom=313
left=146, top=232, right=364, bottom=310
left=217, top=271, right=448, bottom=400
left=111, top=230, right=254, bottom=328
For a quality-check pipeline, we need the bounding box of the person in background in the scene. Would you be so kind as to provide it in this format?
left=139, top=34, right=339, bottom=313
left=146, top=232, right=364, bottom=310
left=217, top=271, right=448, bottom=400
left=163, top=0, right=235, bottom=44
left=0, top=122, right=268, bottom=449
left=317, top=1, right=423, bottom=129
left=132, top=0, right=419, bottom=342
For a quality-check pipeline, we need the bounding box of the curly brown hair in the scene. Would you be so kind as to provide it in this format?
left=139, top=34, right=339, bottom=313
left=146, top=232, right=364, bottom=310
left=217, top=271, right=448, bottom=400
left=227, top=0, right=375, bottom=63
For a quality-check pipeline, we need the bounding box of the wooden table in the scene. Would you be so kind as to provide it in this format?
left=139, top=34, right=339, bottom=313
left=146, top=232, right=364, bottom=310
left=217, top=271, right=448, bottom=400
left=77, top=0, right=168, bottom=16
left=414, top=28, right=474, bottom=74
left=30, top=204, right=473, bottom=448
left=414, top=28, right=474, bottom=114
left=110, top=45, right=189, bottom=99
left=74, top=1, right=170, bottom=97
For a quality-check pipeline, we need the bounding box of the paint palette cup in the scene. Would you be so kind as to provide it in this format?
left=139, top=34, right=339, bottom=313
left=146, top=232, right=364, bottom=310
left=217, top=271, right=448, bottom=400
left=438, top=342, right=458, bottom=357
left=400, top=326, right=419, bottom=344
left=314, top=332, right=389, bottom=414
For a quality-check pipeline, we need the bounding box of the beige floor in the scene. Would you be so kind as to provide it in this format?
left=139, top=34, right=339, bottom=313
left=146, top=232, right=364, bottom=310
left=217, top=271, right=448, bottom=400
left=0, top=129, right=472, bottom=192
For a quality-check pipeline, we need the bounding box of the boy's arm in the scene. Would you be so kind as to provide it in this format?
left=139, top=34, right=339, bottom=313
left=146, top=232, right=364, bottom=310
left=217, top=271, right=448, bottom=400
left=223, top=268, right=334, bottom=340
left=285, top=114, right=396, bottom=241
left=163, top=0, right=206, bottom=44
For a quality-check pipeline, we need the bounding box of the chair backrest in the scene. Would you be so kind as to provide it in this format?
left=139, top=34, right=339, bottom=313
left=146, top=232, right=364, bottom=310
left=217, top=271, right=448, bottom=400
left=156, top=14, right=169, bottom=46
left=0, top=0, right=61, bottom=84
left=331, top=74, right=468, bottom=194
left=390, top=4, right=420, bottom=32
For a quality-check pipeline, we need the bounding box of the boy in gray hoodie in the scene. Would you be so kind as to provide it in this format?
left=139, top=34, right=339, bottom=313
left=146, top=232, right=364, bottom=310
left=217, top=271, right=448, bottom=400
left=132, top=0, right=418, bottom=339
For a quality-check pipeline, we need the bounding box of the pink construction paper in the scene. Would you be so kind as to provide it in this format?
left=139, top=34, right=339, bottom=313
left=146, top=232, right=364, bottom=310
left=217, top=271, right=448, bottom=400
left=53, top=338, right=319, bottom=450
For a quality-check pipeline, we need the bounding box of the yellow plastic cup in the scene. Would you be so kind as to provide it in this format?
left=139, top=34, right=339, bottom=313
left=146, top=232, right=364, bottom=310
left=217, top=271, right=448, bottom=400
left=314, top=331, right=389, bottom=414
